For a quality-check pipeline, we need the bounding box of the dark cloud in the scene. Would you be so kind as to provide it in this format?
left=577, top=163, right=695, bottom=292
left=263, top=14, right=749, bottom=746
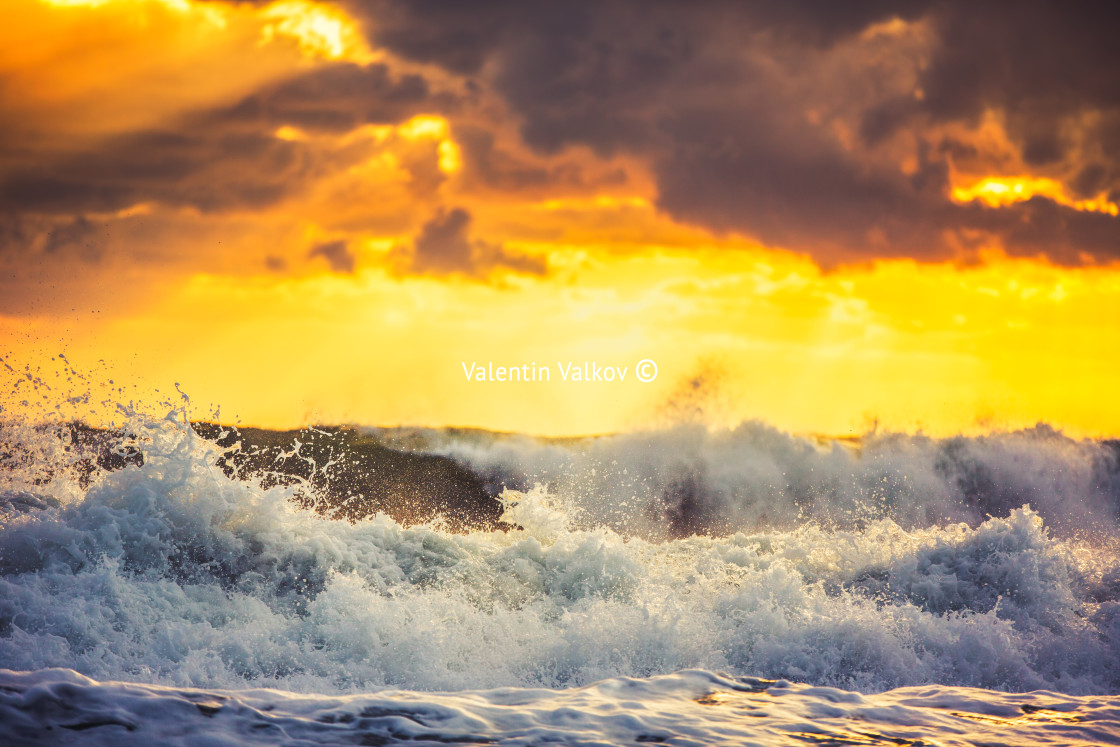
left=0, top=130, right=303, bottom=214
left=961, top=198, right=1120, bottom=265
left=361, top=1, right=931, bottom=76
left=653, top=105, right=951, bottom=260
left=4, top=2, right=1118, bottom=271
left=363, top=1, right=929, bottom=155
left=308, top=239, right=356, bottom=273
left=42, top=216, right=111, bottom=261
left=1072, top=163, right=1109, bottom=200
left=212, top=62, right=446, bottom=135
left=409, top=207, right=545, bottom=276
left=909, top=3, right=1120, bottom=153
left=0, top=214, right=110, bottom=264
left=412, top=207, right=472, bottom=273
left=0, top=63, right=445, bottom=217
left=455, top=126, right=550, bottom=191
left=453, top=124, right=620, bottom=195
left=0, top=215, right=35, bottom=263
left=364, top=0, right=1120, bottom=264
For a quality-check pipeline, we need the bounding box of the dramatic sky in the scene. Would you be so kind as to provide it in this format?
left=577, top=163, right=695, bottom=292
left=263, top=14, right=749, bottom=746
left=2, top=0, right=1119, bottom=436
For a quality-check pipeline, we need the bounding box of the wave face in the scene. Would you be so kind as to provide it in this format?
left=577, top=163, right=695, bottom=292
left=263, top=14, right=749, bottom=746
left=1, top=413, right=1119, bottom=702
left=399, top=422, right=1120, bottom=539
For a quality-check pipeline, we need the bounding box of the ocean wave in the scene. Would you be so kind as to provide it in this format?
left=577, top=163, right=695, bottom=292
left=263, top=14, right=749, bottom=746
left=408, top=421, right=1120, bottom=538
left=1, top=413, right=1119, bottom=697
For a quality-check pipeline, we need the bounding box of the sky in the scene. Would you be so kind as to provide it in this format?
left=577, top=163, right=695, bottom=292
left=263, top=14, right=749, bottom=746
left=1, top=0, right=1119, bottom=437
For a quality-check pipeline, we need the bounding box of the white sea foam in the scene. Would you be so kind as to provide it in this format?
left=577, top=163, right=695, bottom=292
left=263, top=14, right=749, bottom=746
left=1, top=412, right=1119, bottom=702
left=407, top=421, right=1120, bottom=538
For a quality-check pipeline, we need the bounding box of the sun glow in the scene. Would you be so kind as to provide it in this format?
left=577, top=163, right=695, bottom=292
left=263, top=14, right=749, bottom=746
left=40, top=0, right=189, bottom=8
left=397, top=116, right=450, bottom=140
left=7, top=236, right=1119, bottom=438
left=437, top=140, right=462, bottom=174
left=259, top=0, right=375, bottom=62
left=536, top=196, right=653, bottom=211
left=37, top=0, right=228, bottom=26
left=274, top=125, right=307, bottom=142
left=952, top=176, right=1119, bottom=216
left=397, top=115, right=461, bottom=174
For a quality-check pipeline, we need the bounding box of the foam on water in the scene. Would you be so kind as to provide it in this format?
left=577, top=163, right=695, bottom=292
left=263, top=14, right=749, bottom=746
left=406, top=421, right=1120, bottom=539
left=3, top=667, right=1119, bottom=746
left=2, top=411, right=1119, bottom=701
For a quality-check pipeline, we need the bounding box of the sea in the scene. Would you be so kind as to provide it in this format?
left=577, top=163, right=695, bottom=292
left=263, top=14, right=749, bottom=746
left=1, top=391, right=1119, bottom=744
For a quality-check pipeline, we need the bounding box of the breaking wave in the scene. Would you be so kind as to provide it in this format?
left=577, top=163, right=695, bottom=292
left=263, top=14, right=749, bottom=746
left=1, top=409, right=1119, bottom=700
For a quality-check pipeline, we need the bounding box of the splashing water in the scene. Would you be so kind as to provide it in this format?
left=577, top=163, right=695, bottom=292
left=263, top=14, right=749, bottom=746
left=2, top=367, right=1120, bottom=743
left=1, top=407, right=1118, bottom=697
